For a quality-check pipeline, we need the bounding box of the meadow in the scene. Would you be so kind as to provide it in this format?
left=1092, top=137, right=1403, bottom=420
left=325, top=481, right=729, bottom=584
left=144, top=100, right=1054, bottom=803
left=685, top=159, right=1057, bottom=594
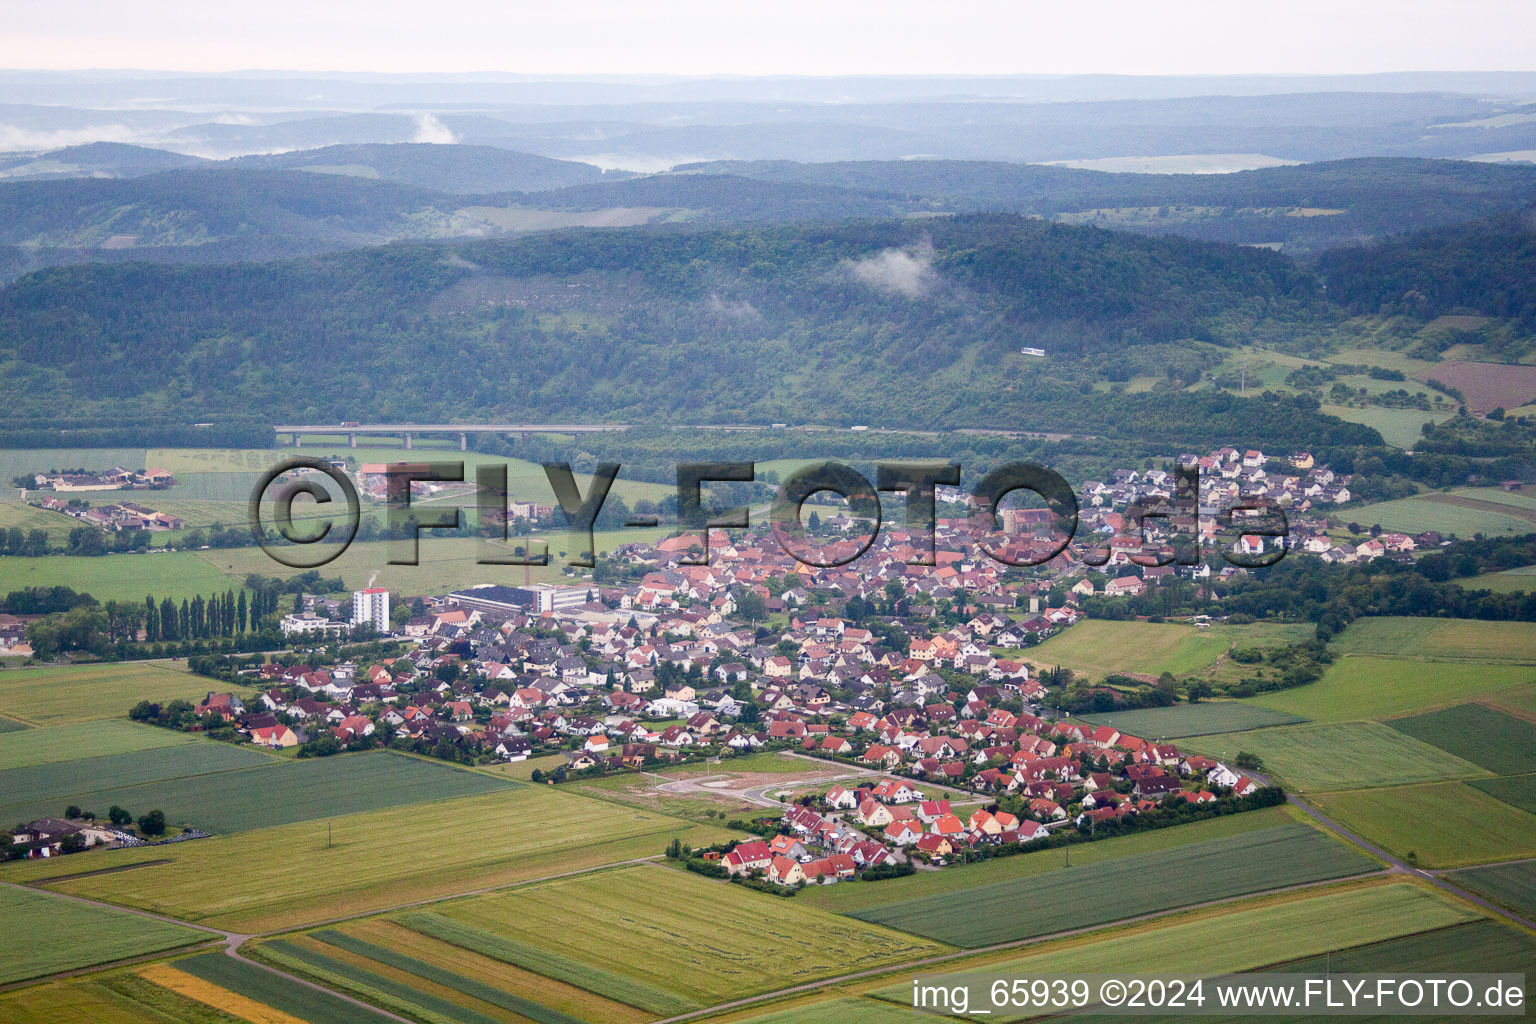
left=846, top=824, right=1375, bottom=947
left=7, top=786, right=739, bottom=933
left=0, top=549, right=236, bottom=604
left=1387, top=701, right=1536, bottom=776
left=0, top=719, right=195, bottom=770
left=1016, top=619, right=1309, bottom=683
left=0, top=662, right=221, bottom=726
left=0, top=885, right=209, bottom=985
left=1243, top=656, right=1535, bottom=722
left=1344, top=493, right=1534, bottom=537
left=431, top=864, right=948, bottom=1005
left=1457, top=567, right=1536, bottom=593
left=1186, top=721, right=1490, bottom=791
left=1448, top=862, right=1536, bottom=922
left=1078, top=701, right=1305, bottom=739
left=0, top=748, right=508, bottom=835
left=1328, top=617, right=1536, bottom=663
left=1318, top=404, right=1450, bottom=449
left=1312, top=782, right=1536, bottom=868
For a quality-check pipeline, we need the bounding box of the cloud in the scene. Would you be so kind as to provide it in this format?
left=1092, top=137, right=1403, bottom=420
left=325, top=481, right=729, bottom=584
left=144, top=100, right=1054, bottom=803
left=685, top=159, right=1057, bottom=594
left=0, top=123, right=138, bottom=152
left=704, top=294, right=759, bottom=319
left=411, top=113, right=458, bottom=145
left=845, top=246, right=938, bottom=298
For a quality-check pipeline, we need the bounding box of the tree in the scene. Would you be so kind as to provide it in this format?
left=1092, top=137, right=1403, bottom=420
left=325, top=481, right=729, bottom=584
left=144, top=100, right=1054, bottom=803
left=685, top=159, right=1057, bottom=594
left=65, top=805, right=82, bottom=819
left=108, top=805, right=132, bottom=827
left=1235, top=751, right=1264, bottom=771
left=138, top=810, right=166, bottom=835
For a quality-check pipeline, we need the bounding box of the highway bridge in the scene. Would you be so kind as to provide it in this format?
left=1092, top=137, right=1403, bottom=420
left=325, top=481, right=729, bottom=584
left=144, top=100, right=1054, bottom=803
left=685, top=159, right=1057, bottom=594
left=274, top=423, right=631, bottom=449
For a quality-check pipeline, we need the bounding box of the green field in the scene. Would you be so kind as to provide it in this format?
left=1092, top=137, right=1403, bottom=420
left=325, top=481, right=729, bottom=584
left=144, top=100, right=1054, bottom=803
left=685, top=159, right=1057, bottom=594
left=383, top=913, right=667, bottom=1020
left=1044, top=920, right=1534, bottom=1024
left=1188, top=721, right=1490, bottom=791
left=0, top=550, right=237, bottom=604
left=0, top=970, right=262, bottom=1024
left=847, top=824, right=1375, bottom=947
left=170, top=952, right=398, bottom=1024
left=1079, top=702, right=1306, bottom=739
left=0, top=714, right=28, bottom=733
left=1329, top=617, right=1536, bottom=663
left=863, top=883, right=1480, bottom=1013
left=1387, top=701, right=1536, bottom=775
left=1244, top=656, right=1535, bottom=722
left=2, top=748, right=512, bottom=836
left=1458, top=567, right=1536, bottom=593
left=1345, top=494, right=1535, bottom=537
left=1319, top=404, right=1450, bottom=448
left=1469, top=774, right=1536, bottom=815
left=0, top=662, right=223, bottom=726
left=799, top=808, right=1296, bottom=914
left=1313, top=782, right=1536, bottom=868
left=656, top=750, right=829, bottom=776
left=0, top=885, right=208, bottom=985
left=0, top=720, right=198, bottom=771
left=0, top=741, right=274, bottom=827
left=1017, top=620, right=1310, bottom=683
left=433, top=864, right=947, bottom=1005
left=1448, top=862, right=1536, bottom=922
left=6, top=786, right=739, bottom=933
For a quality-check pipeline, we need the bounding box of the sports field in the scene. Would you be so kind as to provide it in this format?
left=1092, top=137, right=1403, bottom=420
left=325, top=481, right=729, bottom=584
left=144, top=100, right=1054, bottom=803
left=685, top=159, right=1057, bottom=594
left=431, top=864, right=947, bottom=1005
left=0, top=885, right=208, bottom=985
left=0, top=719, right=196, bottom=770
left=9, top=786, right=739, bottom=933
left=1244, top=656, right=1535, bottom=722
left=1312, top=782, right=1536, bottom=868
left=1387, top=701, right=1536, bottom=775
left=846, top=824, right=1375, bottom=947
left=1187, top=721, right=1490, bottom=791
left=0, top=748, right=507, bottom=835
left=0, top=662, right=219, bottom=726
left=1079, top=701, right=1305, bottom=738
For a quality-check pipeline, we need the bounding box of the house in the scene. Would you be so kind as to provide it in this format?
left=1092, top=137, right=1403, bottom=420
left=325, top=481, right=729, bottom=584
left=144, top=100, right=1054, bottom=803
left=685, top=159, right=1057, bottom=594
left=767, top=855, right=806, bottom=885
left=723, top=840, right=773, bottom=876
left=250, top=724, right=299, bottom=749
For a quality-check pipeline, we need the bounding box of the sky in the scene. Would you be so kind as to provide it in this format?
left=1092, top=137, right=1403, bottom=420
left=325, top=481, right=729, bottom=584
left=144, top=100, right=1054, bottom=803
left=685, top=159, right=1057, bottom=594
left=3, top=0, right=1535, bottom=76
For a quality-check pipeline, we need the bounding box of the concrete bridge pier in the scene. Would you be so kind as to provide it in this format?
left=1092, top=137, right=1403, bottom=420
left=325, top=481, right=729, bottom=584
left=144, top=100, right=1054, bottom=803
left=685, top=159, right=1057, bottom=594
left=458, top=432, right=468, bottom=451
left=348, top=433, right=357, bottom=448
left=403, top=432, right=413, bottom=450
left=293, top=433, right=302, bottom=447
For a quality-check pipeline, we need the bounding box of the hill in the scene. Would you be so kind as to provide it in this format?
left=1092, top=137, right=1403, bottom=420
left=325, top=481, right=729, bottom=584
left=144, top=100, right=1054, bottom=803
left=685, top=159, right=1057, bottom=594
left=0, top=142, right=209, bottom=181
left=0, top=215, right=1382, bottom=448
left=1318, top=206, right=1536, bottom=336
left=227, top=143, right=619, bottom=194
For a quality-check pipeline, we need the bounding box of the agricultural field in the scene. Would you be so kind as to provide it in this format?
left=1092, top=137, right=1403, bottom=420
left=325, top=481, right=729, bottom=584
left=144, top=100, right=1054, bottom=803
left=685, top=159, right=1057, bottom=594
left=427, top=864, right=947, bottom=1006
left=860, top=883, right=1481, bottom=1019
left=1343, top=493, right=1534, bottom=538
left=0, top=970, right=258, bottom=1024
left=846, top=824, right=1375, bottom=947
left=801, top=806, right=1298, bottom=914
left=1187, top=721, right=1490, bottom=791
left=1468, top=774, right=1536, bottom=816
left=1457, top=565, right=1536, bottom=593
left=1386, top=701, right=1536, bottom=776
left=0, top=661, right=219, bottom=726
left=0, top=549, right=236, bottom=604
left=0, top=741, right=274, bottom=828
left=1311, top=782, right=1536, bottom=868
left=0, top=720, right=198, bottom=771
left=0, top=885, right=209, bottom=985
left=166, top=953, right=398, bottom=1024
left=1079, top=701, right=1305, bottom=739
left=1413, top=359, right=1536, bottom=414
left=1017, top=619, right=1309, bottom=683
left=1243, top=656, right=1535, bottom=722
left=1319, top=404, right=1450, bottom=449
left=0, top=714, right=28, bottom=733
left=1448, top=861, right=1536, bottom=922
left=6, top=786, right=739, bottom=933
left=0, top=448, right=150, bottom=485
left=0, top=748, right=507, bottom=835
